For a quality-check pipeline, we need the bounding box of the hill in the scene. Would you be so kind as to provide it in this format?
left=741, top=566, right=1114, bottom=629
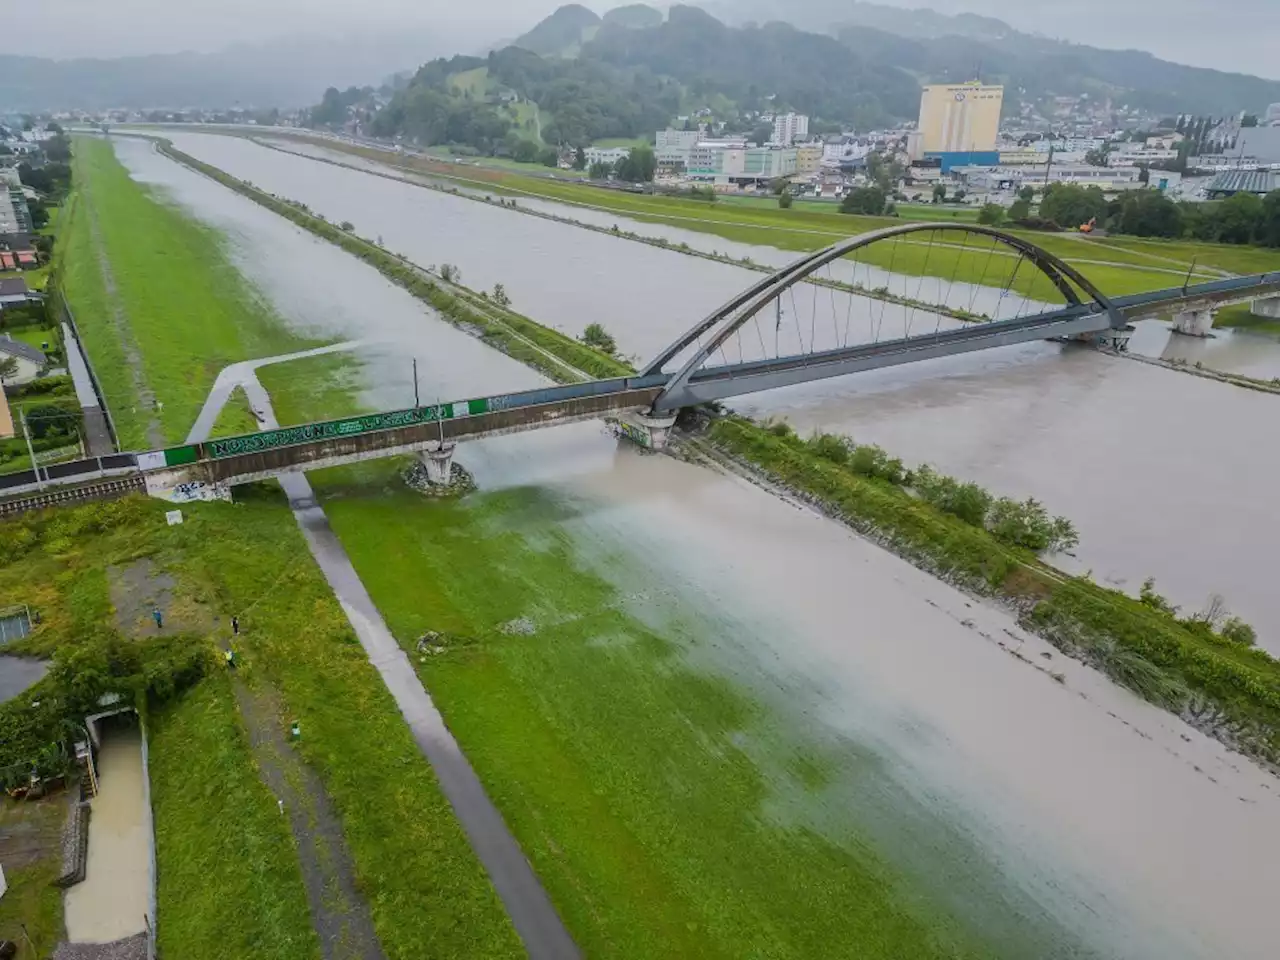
left=0, top=31, right=471, bottom=111
left=585, top=5, right=918, bottom=129
left=510, top=4, right=602, bottom=57
left=697, top=0, right=1280, bottom=115
left=602, top=5, right=664, bottom=30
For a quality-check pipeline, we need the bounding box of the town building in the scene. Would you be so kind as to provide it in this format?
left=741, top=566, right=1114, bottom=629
left=654, top=128, right=701, bottom=171
left=917, top=82, right=1004, bottom=171
left=794, top=144, right=823, bottom=174
left=0, top=166, right=21, bottom=187
left=0, top=189, right=32, bottom=234
left=953, top=163, right=1143, bottom=192
left=1108, top=147, right=1180, bottom=167
left=1268, top=103, right=1280, bottom=126
left=583, top=146, right=632, bottom=168
left=687, top=145, right=798, bottom=186
left=772, top=113, right=809, bottom=146
left=1204, top=170, right=1280, bottom=199
left=1235, top=127, right=1280, bottom=165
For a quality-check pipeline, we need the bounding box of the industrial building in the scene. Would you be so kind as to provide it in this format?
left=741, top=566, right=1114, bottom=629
left=1235, top=127, right=1280, bottom=165
left=1203, top=170, right=1280, bottom=198
left=917, top=82, right=1004, bottom=171
left=687, top=144, right=798, bottom=185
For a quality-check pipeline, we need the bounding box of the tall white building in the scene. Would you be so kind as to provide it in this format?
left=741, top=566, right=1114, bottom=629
left=772, top=113, right=809, bottom=146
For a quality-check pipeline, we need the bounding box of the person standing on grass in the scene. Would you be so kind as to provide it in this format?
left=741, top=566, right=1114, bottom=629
left=152, top=606, right=163, bottom=630
left=231, top=615, right=240, bottom=636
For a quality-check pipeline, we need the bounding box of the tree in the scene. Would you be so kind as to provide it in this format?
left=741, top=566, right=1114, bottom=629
left=932, top=183, right=947, bottom=204
left=573, top=146, right=586, bottom=170
left=0, top=356, right=19, bottom=383
left=840, top=186, right=887, bottom=216
left=614, top=144, right=656, bottom=183
left=778, top=191, right=793, bottom=209
left=1242, top=114, right=1259, bottom=128
left=1039, top=184, right=1108, bottom=228
left=580, top=322, right=618, bottom=355
left=1115, top=191, right=1184, bottom=238
left=45, top=121, right=63, bottom=134
left=511, top=139, right=539, bottom=163
left=492, top=283, right=511, bottom=307
left=977, top=203, right=1005, bottom=225
left=588, top=160, right=612, bottom=179
left=1257, top=191, right=1280, bottom=248
left=1214, top=192, right=1263, bottom=244
left=1018, top=186, right=1035, bottom=203
left=751, top=123, right=773, bottom=146
left=1084, top=146, right=1110, bottom=167
left=1008, top=198, right=1032, bottom=221
left=1138, top=166, right=1150, bottom=184
left=538, top=146, right=560, bottom=168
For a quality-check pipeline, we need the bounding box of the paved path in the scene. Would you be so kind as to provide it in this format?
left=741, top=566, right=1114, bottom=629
left=184, top=340, right=364, bottom=445
left=188, top=374, right=579, bottom=959
left=59, top=321, right=114, bottom=456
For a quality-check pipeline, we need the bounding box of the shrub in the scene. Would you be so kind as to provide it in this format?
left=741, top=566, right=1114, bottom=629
left=913, top=465, right=992, bottom=527
left=986, top=497, right=1079, bottom=553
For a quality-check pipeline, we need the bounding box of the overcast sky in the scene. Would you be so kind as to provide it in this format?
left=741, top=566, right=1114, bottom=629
left=3, top=0, right=1277, bottom=80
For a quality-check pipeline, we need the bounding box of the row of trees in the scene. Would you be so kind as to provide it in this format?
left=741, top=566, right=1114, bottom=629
left=1024, top=183, right=1280, bottom=245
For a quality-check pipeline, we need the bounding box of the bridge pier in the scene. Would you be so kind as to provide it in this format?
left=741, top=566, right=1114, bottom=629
left=610, top=411, right=678, bottom=451
left=1251, top=296, right=1280, bottom=320
left=419, top=441, right=457, bottom=486
left=1172, top=307, right=1215, bottom=337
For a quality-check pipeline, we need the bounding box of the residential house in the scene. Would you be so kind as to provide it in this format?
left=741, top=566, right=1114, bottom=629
left=0, top=232, right=38, bottom=272
left=0, top=277, right=35, bottom=308
left=0, top=333, right=48, bottom=385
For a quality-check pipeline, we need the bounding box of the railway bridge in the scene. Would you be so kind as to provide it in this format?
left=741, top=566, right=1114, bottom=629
left=4, top=224, right=1280, bottom=514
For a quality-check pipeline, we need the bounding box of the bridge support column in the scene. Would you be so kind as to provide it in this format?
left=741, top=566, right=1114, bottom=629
left=610, top=411, right=678, bottom=451
left=419, top=441, right=457, bottom=486
left=1251, top=296, right=1280, bottom=320
left=1172, top=307, right=1215, bottom=337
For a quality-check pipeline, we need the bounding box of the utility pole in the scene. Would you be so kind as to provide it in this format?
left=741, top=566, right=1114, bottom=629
left=21, top=410, right=43, bottom=490
left=1182, top=257, right=1198, bottom=295
left=412, top=358, right=420, bottom=409
left=1044, top=143, right=1055, bottom=186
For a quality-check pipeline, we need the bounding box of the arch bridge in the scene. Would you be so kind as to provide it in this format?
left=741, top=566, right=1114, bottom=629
left=5, top=225, right=1280, bottom=510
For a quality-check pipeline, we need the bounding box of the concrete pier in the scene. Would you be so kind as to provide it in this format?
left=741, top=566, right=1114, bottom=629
left=611, top=411, right=678, bottom=451
left=420, top=441, right=457, bottom=485
left=1172, top=307, right=1215, bottom=337
left=1251, top=296, right=1280, bottom=320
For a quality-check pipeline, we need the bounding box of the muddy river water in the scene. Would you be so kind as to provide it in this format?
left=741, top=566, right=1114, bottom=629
left=115, top=134, right=1280, bottom=958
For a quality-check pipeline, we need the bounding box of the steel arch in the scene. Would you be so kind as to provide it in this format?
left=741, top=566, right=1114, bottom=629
left=644, top=222, right=1125, bottom=410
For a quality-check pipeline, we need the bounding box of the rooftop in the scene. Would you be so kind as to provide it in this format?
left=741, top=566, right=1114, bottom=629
left=0, top=334, right=46, bottom=365
left=0, top=276, right=31, bottom=297
left=1204, top=170, right=1279, bottom=196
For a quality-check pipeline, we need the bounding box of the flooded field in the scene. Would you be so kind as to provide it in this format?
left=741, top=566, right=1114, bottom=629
left=101, top=134, right=1280, bottom=958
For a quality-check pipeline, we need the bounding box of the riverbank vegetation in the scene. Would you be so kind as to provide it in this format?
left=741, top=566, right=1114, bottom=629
left=0, top=492, right=521, bottom=958
left=707, top=417, right=1280, bottom=767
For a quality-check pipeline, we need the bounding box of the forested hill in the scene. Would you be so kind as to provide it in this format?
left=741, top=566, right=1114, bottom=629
left=585, top=6, right=918, bottom=129
left=357, top=5, right=917, bottom=152
left=697, top=0, right=1280, bottom=115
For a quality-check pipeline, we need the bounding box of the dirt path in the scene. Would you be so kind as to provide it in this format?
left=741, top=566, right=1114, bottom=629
left=81, top=161, right=165, bottom=449
left=228, top=671, right=386, bottom=960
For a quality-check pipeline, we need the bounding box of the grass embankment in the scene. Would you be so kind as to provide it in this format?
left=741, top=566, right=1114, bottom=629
left=0, top=494, right=521, bottom=958
left=149, top=676, right=320, bottom=960
left=303, top=464, right=996, bottom=960
left=63, top=136, right=326, bottom=447
left=260, top=135, right=1249, bottom=302
left=706, top=417, right=1280, bottom=765
left=1214, top=303, right=1280, bottom=336
left=156, top=139, right=630, bottom=385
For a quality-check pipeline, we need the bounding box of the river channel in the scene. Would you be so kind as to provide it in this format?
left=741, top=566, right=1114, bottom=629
left=113, top=134, right=1280, bottom=958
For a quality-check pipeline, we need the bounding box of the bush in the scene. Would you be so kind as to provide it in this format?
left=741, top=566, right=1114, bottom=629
left=847, top=444, right=906, bottom=485
left=913, top=465, right=992, bottom=527
left=985, top=497, right=1079, bottom=553
left=977, top=203, right=1005, bottom=225
left=778, top=191, right=793, bottom=210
